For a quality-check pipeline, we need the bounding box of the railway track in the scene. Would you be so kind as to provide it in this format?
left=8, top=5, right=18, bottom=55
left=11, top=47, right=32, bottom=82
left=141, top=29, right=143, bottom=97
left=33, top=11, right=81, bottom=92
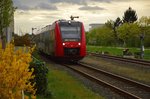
left=88, top=52, right=150, bottom=66
left=62, top=62, right=150, bottom=99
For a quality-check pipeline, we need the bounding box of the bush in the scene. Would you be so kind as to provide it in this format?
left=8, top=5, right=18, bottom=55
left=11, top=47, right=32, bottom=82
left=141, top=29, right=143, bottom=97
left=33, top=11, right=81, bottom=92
left=29, top=57, right=49, bottom=96
left=0, top=44, right=36, bottom=99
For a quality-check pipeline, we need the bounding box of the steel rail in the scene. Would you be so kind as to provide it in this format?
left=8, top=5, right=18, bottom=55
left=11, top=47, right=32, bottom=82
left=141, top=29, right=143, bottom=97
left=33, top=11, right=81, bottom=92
left=79, top=62, right=150, bottom=92
left=88, top=52, right=150, bottom=66
left=63, top=64, right=141, bottom=99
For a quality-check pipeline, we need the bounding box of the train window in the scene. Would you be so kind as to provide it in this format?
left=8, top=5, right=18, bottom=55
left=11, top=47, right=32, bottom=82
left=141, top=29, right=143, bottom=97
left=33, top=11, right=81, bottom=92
left=60, top=26, right=81, bottom=41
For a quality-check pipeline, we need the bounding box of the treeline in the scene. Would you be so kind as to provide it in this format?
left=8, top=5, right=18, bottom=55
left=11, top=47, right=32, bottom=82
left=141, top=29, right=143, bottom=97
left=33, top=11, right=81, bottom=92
left=14, top=33, right=33, bottom=46
left=86, top=7, right=150, bottom=47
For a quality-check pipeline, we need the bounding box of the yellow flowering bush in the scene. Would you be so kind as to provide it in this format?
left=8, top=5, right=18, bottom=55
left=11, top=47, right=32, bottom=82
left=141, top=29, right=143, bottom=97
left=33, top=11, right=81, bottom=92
left=0, top=44, right=36, bottom=99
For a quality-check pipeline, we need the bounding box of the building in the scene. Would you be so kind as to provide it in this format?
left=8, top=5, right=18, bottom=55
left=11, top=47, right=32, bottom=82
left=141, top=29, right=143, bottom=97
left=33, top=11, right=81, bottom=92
left=89, top=23, right=104, bottom=31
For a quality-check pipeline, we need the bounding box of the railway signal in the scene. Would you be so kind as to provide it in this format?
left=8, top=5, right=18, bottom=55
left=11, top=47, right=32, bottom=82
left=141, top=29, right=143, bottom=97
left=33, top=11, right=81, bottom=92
left=140, top=33, right=145, bottom=59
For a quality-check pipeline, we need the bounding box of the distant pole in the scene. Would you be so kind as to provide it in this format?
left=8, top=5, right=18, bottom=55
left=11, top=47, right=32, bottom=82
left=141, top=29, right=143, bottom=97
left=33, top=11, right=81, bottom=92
left=31, top=28, right=36, bottom=42
left=140, top=33, right=144, bottom=59
left=32, top=27, right=37, bottom=35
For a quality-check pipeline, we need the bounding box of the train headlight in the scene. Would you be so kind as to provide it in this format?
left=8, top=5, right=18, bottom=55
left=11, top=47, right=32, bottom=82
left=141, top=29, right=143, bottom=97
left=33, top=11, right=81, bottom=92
left=63, top=43, right=65, bottom=46
left=78, top=43, right=81, bottom=45
left=68, top=21, right=71, bottom=24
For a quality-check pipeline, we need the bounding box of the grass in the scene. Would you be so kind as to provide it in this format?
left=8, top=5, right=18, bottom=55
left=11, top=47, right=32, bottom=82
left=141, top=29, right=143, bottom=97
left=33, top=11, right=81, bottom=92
left=82, top=56, right=150, bottom=84
left=87, top=45, right=150, bottom=60
left=37, top=65, right=104, bottom=99
left=32, top=49, right=104, bottom=99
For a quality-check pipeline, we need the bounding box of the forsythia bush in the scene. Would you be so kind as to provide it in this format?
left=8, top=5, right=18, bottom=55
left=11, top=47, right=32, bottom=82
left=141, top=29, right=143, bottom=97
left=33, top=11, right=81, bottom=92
left=0, top=44, right=36, bottom=99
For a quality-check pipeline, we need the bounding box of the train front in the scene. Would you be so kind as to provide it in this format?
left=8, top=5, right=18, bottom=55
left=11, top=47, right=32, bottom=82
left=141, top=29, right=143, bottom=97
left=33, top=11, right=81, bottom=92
left=55, top=20, right=86, bottom=61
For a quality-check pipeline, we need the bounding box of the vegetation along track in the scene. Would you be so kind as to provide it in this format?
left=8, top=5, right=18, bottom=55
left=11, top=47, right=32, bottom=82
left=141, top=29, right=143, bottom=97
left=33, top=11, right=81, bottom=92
left=62, top=62, right=150, bottom=99
left=88, top=52, right=150, bottom=66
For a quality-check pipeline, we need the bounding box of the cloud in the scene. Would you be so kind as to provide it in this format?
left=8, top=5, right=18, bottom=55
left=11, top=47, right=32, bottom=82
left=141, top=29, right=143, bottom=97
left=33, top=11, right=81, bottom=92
left=16, top=10, right=31, bottom=15
left=48, top=0, right=126, bottom=4
left=13, top=0, right=57, bottom=11
left=34, top=3, right=58, bottom=10
left=91, top=0, right=111, bottom=2
left=13, top=0, right=29, bottom=10
left=79, top=6, right=106, bottom=11
left=48, top=0, right=87, bottom=5
left=92, top=0, right=131, bottom=3
left=13, top=0, right=132, bottom=11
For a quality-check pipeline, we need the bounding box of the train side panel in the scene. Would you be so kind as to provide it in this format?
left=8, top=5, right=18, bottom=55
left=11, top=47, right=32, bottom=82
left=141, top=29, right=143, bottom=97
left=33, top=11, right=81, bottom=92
left=80, top=23, right=86, bottom=57
left=55, top=22, right=63, bottom=57
left=49, top=29, right=55, bottom=56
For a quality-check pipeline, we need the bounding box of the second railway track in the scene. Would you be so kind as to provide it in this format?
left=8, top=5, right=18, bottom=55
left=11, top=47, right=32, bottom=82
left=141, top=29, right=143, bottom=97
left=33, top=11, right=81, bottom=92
left=88, top=52, right=150, bottom=66
left=62, top=62, right=150, bottom=99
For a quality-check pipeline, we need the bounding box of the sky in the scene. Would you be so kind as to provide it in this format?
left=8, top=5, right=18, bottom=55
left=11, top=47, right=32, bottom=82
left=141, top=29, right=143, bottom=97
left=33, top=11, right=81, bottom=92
left=13, top=0, right=150, bottom=34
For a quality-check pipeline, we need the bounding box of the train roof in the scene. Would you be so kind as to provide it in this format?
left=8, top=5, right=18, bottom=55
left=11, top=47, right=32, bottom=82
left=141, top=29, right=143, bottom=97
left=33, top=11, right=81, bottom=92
left=55, top=19, right=81, bottom=23
left=36, top=19, right=82, bottom=34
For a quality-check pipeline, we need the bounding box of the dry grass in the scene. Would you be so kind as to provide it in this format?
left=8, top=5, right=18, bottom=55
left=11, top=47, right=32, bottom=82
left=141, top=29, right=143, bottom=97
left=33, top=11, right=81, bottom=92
left=81, top=56, right=150, bottom=84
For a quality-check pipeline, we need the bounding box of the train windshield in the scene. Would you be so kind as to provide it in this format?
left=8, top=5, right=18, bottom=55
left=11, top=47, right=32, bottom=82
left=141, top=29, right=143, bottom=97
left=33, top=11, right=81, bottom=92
left=60, top=22, right=81, bottom=41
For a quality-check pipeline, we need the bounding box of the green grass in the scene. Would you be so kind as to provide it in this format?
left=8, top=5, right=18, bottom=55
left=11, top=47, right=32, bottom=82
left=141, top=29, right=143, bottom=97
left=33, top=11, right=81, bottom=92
left=37, top=65, right=104, bottom=99
left=144, top=49, right=150, bottom=60
left=87, top=45, right=150, bottom=60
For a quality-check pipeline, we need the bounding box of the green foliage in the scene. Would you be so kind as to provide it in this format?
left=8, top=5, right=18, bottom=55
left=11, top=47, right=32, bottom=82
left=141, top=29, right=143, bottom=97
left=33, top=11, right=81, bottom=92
left=29, top=57, right=49, bottom=96
left=139, top=16, right=150, bottom=26
left=117, top=23, right=141, bottom=47
left=144, top=49, right=150, bottom=60
left=0, top=0, right=15, bottom=48
left=123, top=7, right=138, bottom=23
left=85, top=31, right=89, bottom=44
left=105, top=20, right=114, bottom=29
left=87, top=29, right=96, bottom=45
left=105, top=20, right=119, bottom=44
left=143, top=26, right=150, bottom=47
left=138, top=16, right=150, bottom=47
left=88, top=26, right=114, bottom=46
left=0, top=0, right=14, bottom=29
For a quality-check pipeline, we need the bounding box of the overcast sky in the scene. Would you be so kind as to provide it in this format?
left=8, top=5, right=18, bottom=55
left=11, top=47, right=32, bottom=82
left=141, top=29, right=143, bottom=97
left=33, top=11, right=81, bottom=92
left=13, top=0, right=150, bottom=34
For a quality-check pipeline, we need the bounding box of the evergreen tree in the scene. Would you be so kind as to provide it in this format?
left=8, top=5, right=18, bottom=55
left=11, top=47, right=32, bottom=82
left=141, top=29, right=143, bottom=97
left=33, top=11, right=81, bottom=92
left=123, top=7, right=138, bottom=23
left=114, top=17, right=122, bottom=27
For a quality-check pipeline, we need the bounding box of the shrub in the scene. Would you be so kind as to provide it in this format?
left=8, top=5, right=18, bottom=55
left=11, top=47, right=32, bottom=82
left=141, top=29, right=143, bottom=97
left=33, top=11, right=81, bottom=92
left=0, top=44, right=36, bottom=99
left=29, top=57, right=49, bottom=96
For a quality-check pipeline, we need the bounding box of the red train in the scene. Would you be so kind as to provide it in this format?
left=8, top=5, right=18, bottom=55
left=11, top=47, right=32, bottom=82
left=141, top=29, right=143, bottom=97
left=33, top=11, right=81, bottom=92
left=35, top=18, right=86, bottom=61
